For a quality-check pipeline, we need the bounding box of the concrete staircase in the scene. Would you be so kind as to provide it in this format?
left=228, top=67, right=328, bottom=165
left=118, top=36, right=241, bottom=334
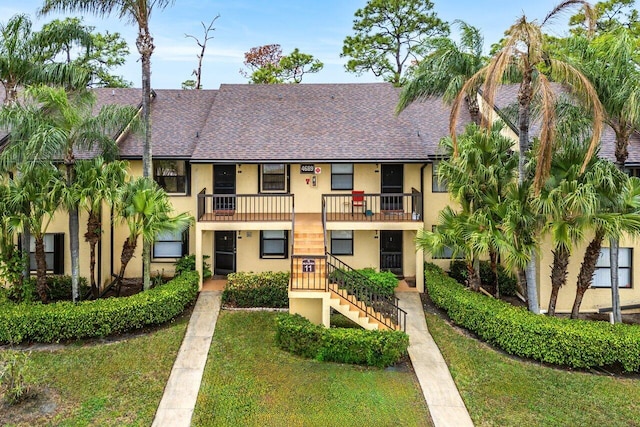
left=290, top=214, right=400, bottom=331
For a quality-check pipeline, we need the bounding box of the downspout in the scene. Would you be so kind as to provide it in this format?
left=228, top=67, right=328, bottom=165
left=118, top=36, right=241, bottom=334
left=420, top=163, right=428, bottom=199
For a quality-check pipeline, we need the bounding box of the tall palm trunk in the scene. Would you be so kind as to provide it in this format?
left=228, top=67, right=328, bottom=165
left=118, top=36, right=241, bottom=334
left=20, top=229, right=30, bottom=281
left=66, top=161, right=80, bottom=302
left=466, top=258, right=481, bottom=291
left=490, top=249, right=499, bottom=298
left=138, top=27, right=154, bottom=291
left=116, top=236, right=137, bottom=296
left=571, top=228, right=605, bottom=318
left=610, top=238, right=622, bottom=323
left=518, top=68, right=540, bottom=314
left=34, top=236, right=48, bottom=303
left=465, top=95, right=481, bottom=125
left=548, top=247, right=569, bottom=316
left=84, top=211, right=101, bottom=297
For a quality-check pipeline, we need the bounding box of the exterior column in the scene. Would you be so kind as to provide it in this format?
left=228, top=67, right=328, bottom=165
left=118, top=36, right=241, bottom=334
left=416, top=246, right=425, bottom=293
left=195, top=225, right=203, bottom=289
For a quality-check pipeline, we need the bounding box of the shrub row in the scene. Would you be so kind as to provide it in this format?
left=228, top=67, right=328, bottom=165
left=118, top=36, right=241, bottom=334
left=329, top=267, right=398, bottom=298
left=275, top=313, right=409, bottom=367
left=424, top=263, right=640, bottom=372
left=6, top=275, right=91, bottom=303
left=0, top=271, right=199, bottom=344
left=448, top=260, right=517, bottom=296
left=222, top=271, right=289, bottom=308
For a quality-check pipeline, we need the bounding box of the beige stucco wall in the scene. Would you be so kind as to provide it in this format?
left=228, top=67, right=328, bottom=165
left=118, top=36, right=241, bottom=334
left=289, top=293, right=329, bottom=326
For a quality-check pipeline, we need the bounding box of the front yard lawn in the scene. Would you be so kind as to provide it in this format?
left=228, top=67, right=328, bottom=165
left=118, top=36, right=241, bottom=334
left=0, top=316, right=189, bottom=426
left=425, top=313, right=640, bottom=426
left=192, top=311, right=431, bottom=427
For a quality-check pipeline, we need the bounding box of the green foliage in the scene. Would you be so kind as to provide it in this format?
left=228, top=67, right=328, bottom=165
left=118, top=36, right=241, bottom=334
left=275, top=313, right=409, bottom=368
left=329, top=267, right=398, bottom=298
left=0, top=271, right=198, bottom=344
left=0, top=351, right=34, bottom=404
left=425, top=267, right=640, bottom=372
left=173, top=254, right=212, bottom=280
left=448, top=260, right=517, bottom=296
left=245, top=46, right=323, bottom=84
left=6, top=275, right=91, bottom=303
left=222, top=271, right=289, bottom=308
left=341, top=0, right=449, bottom=85
left=0, top=248, right=26, bottom=291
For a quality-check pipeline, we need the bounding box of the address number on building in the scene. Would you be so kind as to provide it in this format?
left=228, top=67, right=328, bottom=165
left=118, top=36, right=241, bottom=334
left=300, top=164, right=315, bottom=174
left=302, top=259, right=316, bottom=273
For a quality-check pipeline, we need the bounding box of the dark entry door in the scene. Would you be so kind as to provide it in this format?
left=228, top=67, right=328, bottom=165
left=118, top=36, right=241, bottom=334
left=214, top=231, right=236, bottom=275
left=214, top=165, right=236, bottom=210
left=380, top=230, right=403, bottom=276
left=381, top=164, right=403, bottom=211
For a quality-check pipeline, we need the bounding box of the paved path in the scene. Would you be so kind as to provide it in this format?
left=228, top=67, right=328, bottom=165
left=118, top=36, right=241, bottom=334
left=152, top=290, right=222, bottom=427
left=397, top=292, right=474, bottom=427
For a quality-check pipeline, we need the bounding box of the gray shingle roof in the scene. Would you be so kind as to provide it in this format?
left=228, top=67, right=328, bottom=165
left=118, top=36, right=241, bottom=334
left=190, top=83, right=470, bottom=162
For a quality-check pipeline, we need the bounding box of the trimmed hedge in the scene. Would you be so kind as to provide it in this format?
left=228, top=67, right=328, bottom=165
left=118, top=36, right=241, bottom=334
left=223, top=271, right=289, bottom=308
left=424, top=263, right=640, bottom=372
left=275, top=313, right=409, bottom=367
left=0, top=271, right=199, bottom=344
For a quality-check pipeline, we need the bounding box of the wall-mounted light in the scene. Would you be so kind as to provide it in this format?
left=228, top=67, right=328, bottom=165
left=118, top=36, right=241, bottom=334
left=374, top=230, right=379, bottom=239
left=374, top=163, right=379, bottom=173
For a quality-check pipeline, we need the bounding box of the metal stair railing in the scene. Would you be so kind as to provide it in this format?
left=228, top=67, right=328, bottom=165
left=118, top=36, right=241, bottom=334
left=326, top=252, right=406, bottom=331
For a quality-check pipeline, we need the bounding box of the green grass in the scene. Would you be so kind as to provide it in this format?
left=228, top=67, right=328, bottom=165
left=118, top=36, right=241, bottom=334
left=425, top=313, right=640, bottom=427
left=193, top=311, right=431, bottom=427
left=0, top=316, right=189, bottom=426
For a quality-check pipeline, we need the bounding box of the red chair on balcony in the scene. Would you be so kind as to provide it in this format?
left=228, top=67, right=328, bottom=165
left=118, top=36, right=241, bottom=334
left=351, top=190, right=366, bottom=216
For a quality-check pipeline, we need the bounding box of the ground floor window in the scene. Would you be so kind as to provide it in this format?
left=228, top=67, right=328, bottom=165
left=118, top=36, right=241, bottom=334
left=26, top=233, right=64, bottom=274
left=430, top=226, right=463, bottom=259
left=153, top=229, right=188, bottom=259
left=260, top=230, right=288, bottom=258
left=593, top=247, right=632, bottom=288
left=330, top=230, right=353, bottom=255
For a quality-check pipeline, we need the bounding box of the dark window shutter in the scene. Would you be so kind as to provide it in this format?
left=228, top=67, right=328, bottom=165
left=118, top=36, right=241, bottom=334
left=182, top=229, right=189, bottom=256
left=186, top=162, right=192, bottom=196
left=17, top=233, right=22, bottom=252
left=53, top=233, right=65, bottom=274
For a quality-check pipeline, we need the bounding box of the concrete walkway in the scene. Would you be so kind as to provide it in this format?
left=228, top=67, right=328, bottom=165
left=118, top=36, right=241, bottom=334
left=397, top=292, right=474, bottom=427
left=152, top=290, right=222, bottom=427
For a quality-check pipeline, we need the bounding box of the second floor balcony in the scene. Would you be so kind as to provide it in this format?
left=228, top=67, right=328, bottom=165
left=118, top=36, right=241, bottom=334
left=197, top=190, right=294, bottom=222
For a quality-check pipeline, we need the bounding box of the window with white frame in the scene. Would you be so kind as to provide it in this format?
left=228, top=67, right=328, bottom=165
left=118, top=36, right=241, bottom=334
left=432, top=161, right=448, bottom=193
left=260, top=230, right=288, bottom=258
left=593, top=247, right=632, bottom=288
left=153, top=229, right=187, bottom=259
left=260, top=164, right=287, bottom=192
left=331, top=164, right=354, bottom=190
left=154, top=160, right=189, bottom=194
left=331, top=230, right=353, bottom=255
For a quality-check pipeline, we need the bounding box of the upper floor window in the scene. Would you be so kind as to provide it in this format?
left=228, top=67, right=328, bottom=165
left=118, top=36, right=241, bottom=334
left=155, top=160, right=189, bottom=194
left=593, top=248, right=632, bottom=288
left=260, top=164, right=288, bottom=193
left=627, top=168, right=640, bottom=178
left=331, top=164, right=354, bottom=190
left=153, top=229, right=188, bottom=259
left=432, top=161, right=448, bottom=193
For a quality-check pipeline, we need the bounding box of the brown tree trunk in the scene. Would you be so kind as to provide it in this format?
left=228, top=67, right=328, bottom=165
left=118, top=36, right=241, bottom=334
left=516, top=268, right=527, bottom=296
left=34, top=236, right=49, bottom=303
left=84, top=211, right=101, bottom=297
left=116, top=236, right=137, bottom=296
left=548, top=247, right=569, bottom=316
left=467, top=259, right=481, bottom=291
left=465, top=94, right=481, bottom=125
left=571, top=229, right=605, bottom=318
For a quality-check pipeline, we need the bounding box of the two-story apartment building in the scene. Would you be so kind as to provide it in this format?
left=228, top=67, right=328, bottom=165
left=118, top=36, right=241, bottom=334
left=8, top=82, right=640, bottom=327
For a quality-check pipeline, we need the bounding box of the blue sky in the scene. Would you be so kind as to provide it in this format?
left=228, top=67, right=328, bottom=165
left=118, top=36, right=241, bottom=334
left=6, top=1, right=574, bottom=89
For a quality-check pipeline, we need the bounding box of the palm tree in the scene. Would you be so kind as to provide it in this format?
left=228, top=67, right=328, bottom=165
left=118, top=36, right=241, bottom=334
left=7, top=164, right=63, bottom=303
left=40, top=0, right=176, bottom=291
left=569, top=27, right=640, bottom=322
left=113, top=177, right=191, bottom=292
left=0, top=85, right=139, bottom=301
left=74, top=158, right=128, bottom=297
left=449, top=1, right=605, bottom=313
left=0, top=14, right=90, bottom=106
left=397, top=20, right=485, bottom=123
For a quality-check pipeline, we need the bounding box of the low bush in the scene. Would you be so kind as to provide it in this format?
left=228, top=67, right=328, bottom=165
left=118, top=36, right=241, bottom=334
left=174, top=254, right=212, bottom=280
left=6, top=275, right=91, bottom=303
left=425, top=265, right=640, bottom=372
left=448, top=260, right=517, bottom=296
left=0, top=271, right=199, bottom=344
left=329, top=268, right=398, bottom=298
left=0, top=351, right=34, bottom=404
left=275, top=313, right=409, bottom=368
left=223, top=271, right=289, bottom=308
